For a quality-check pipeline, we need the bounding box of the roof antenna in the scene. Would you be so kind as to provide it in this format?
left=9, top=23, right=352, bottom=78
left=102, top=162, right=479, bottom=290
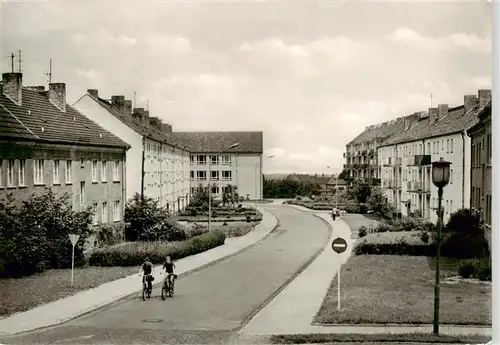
left=10, top=53, right=15, bottom=73
left=146, top=100, right=149, bottom=111
left=17, top=50, right=22, bottom=73
left=45, top=58, right=52, bottom=86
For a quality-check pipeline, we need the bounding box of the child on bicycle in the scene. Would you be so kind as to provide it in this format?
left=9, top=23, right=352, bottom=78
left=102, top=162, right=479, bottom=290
left=139, top=257, right=154, bottom=292
left=163, top=256, right=177, bottom=288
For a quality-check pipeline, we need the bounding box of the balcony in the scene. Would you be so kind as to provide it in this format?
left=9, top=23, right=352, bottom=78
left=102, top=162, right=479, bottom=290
left=361, top=150, right=368, bottom=156
left=359, top=163, right=368, bottom=169
left=369, top=149, right=375, bottom=156
left=407, top=181, right=424, bottom=192
left=408, top=154, right=432, bottom=166
left=353, top=163, right=359, bottom=169
left=393, top=157, right=402, bottom=167
left=383, top=158, right=392, bottom=167
left=383, top=179, right=393, bottom=188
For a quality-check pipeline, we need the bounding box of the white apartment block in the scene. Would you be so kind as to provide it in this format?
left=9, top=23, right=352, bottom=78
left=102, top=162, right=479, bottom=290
left=73, top=90, right=191, bottom=212
left=378, top=90, right=490, bottom=224
left=173, top=132, right=264, bottom=200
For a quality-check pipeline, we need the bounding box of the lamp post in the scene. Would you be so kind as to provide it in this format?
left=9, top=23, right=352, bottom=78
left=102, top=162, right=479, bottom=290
left=255, top=155, right=275, bottom=209
left=326, top=166, right=340, bottom=213
left=208, top=142, right=240, bottom=232
left=431, top=157, right=451, bottom=335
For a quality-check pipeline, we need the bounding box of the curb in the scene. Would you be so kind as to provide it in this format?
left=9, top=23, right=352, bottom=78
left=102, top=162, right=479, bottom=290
left=311, top=322, right=492, bottom=328
left=0, top=207, right=280, bottom=338
left=229, top=212, right=334, bottom=343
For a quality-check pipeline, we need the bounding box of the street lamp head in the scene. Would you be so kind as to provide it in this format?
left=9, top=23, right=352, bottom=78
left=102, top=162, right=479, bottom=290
left=431, top=157, right=451, bottom=188
left=227, top=143, right=240, bottom=149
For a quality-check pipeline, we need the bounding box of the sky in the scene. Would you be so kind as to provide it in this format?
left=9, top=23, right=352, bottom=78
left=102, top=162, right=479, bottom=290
left=1, top=0, right=492, bottom=174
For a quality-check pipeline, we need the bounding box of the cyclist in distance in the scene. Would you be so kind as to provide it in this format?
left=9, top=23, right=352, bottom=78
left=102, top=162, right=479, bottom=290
left=139, top=256, right=154, bottom=292
left=163, top=255, right=177, bottom=287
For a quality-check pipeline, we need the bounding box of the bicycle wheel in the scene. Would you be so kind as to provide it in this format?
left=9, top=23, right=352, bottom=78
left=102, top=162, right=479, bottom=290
left=169, top=279, right=174, bottom=297
left=161, top=283, right=167, bottom=300
left=142, top=283, right=146, bottom=301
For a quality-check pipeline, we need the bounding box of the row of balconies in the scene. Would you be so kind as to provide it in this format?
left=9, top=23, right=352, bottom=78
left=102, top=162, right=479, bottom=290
left=380, top=155, right=431, bottom=168
left=344, top=149, right=376, bottom=158
left=406, top=181, right=431, bottom=194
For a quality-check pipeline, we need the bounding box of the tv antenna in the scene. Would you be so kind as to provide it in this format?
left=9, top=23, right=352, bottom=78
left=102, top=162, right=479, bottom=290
left=45, top=58, right=53, bottom=85
left=17, top=50, right=22, bottom=73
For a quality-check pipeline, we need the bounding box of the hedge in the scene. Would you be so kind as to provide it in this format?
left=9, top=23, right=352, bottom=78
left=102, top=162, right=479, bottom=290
left=458, top=256, right=491, bottom=281
left=88, top=230, right=226, bottom=267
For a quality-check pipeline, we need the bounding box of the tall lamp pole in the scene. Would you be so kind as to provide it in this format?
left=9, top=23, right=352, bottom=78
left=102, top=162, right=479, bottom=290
left=431, top=157, right=451, bottom=335
left=326, top=166, right=340, bottom=212
left=255, top=155, right=275, bottom=209
left=209, top=142, right=240, bottom=232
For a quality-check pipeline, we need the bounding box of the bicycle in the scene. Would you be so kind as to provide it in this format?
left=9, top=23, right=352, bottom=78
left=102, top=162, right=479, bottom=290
left=161, top=273, right=176, bottom=300
left=142, top=274, right=153, bottom=301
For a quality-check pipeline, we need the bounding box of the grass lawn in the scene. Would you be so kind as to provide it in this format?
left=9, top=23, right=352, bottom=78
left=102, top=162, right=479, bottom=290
left=270, top=333, right=491, bottom=344
left=0, top=265, right=139, bottom=317
left=212, top=221, right=258, bottom=237
left=314, top=255, right=491, bottom=325
left=340, top=214, right=381, bottom=233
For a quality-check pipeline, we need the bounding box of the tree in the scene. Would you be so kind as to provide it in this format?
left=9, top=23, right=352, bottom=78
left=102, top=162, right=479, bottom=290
left=222, top=185, right=239, bottom=207
left=367, top=187, right=394, bottom=218
left=347, top=181, right=371, bottom=204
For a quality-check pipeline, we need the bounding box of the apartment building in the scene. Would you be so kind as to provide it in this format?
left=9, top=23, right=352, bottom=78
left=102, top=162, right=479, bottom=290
left=173, top=132, right=263, bottom=200
left=467, top=95, right=492, bottom=247
left=73, top=90, right=191, bottom=212
left=378, top=90, right=491, bottom=224
left=0, top=73, right=130, bottom=223
left=343, top=117, right=405, bottom=186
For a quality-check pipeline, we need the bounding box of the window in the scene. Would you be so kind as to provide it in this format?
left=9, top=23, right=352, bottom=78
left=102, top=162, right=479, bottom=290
left=222, top=170, right=232, bottom=180
left=210, top=155, right=219, bottom=165
left=18, top=159, right=25, bottom=186
left=196, top=171, right=206, bottom=180
left=34, top=159, right=44, bottom=185
left=190, top=155, right=195, bottom=164
left=92, top=161, right=98, bottom=182
left=221, top=155, right=231, bottom=165
left=92, top=203, right=98, bottom=225
left=7, top=160, right=14, bottom=186
left=52, top=160, right=60, bottom=184
left=450, top=200, right=453, bottom=214
left=190, top=187, right=195, bottom=195
left=211, top=186, right=219, bottom=194
left=80, top=181, right=85, bottom=205
left=113, top=161, right=120, bottom=181
left=211, top=171, right=219, bottom=180
left=101, top=161, right=107, bottom=182
left=65, top=160, right=72, bottom=184
left=441, top=140, right=444, bottom=151
left=113, top=200, right=121, bottom=221
left=102, top=201, right=108, bottom=223
left=450, top=169, right=453, bottom=184
left=427, top=142, right=430, bottom=154
left=196, top=155, right=206, bottom=165
left=190, top=171, right=195, bottom=180
left=80, top=158, right=85, bottom=168
left=446, top=200, right=449, bottom=214
left=450, top=139, right=454, bottom=153
left=446, top=139, right=449, bottom=153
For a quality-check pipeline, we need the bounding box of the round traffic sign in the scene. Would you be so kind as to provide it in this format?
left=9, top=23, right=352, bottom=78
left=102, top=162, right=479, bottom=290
left=331, top=237, right=347, bottom=254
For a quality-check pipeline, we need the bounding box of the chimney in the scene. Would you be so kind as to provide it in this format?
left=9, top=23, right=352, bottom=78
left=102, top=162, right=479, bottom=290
left=48, top=83, right=67, bottom=112
left=464, top=95, right=478, bottom=113
left=26, top=86, right=45, bottom=92
left=428, top=107, right=438, bottom=123
left=143, top=110, right=150, bottom=126
left=437, top=104, right=448, bottom=120
left=478, top=89, right=492, bottom=108
left=87, top=89, right=99, bottom=98
left=124, top=100, right=132, bottom=117
left=111, top=95, right=126, bottom=116
left=2, top=73, right=22, bottom=104
left=132, top=107, right=146, bottom=124
left=162, top=123, right=173, bottom=133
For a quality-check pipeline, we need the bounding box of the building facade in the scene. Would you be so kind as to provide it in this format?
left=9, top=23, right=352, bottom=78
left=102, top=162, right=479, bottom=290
left=378, top=90, right=491, bottom=224
left=73, top=90, right=191, bottom=212
left=173, top=132, right=264, bottom=200
left=0, top=73, right=130, bottom=223
left=343, top=117, right=407, bottom=186
left=467, top=98, right=492, bottom=247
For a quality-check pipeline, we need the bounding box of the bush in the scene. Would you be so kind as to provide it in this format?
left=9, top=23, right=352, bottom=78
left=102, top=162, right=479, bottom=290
left=96, top=222, right=124, bottom=247
left=458, top=260, right=475, bottom=279
left=89, top=230, right=226, bottom=267
left=457, top=257, right=491, bottom=281
left=0, top=190, right=93, bottom=278
left=373, top=222, right=392, bottom=233
left=445, top=208, right=482, bottom=237
left=354, top=240, right=435, bottom=256
left=190, top=208, right=198, bottom=216
left=358, top=226, right=367, bottom=238
left=419, top=231, right=430, bottom=244
left=441, top=232, right=490, bottom=259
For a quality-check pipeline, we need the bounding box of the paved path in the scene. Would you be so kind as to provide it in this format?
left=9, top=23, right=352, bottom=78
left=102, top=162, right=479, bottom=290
left=0, top=206, right=278, bottom=337
left=237, top=212, right=491, bottom=344
left=0, top=205, right=332, bottom=345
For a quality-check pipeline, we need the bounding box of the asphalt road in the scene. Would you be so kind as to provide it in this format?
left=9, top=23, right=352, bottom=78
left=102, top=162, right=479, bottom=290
left=1, top=205, right=331, bottom=345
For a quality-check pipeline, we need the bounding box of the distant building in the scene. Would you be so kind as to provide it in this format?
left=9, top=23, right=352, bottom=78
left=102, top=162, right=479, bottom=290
left=467, top=96, right=492, bottom=247
left=0, top=73, right=130, bottom=223
left=326, top=177, right=347, bottom=193
left=378, top=90, right=491, bottom=224
left=285, top=173, right=332, bottom=196
left=73, top=90, right=191, bottom=212
left=173, top=132, right=263, bottom=200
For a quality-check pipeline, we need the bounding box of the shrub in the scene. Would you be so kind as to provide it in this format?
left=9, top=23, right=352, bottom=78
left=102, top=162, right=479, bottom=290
left=246, top=215, right=251, bottom=223
left=458, top=260, right=475, bottom=279
left=96, top=222, right=124, bottom=247
left=0, top=190, right=94, bottom=278
left=354, top=240, right=435, bottom=256
left=358, top=226, right=367, bottom=238
left=419, top=231, right=430, bottom=244
left=223, top=222, right=228, bottom=226
left=373, top=222, right=392, bottom=233
left=89, top=230, right=226, bottom=267
left=441, top=232, right=490, bottom=259
left=445, top=208, right=482, bottom=237
left=190, top=208, right=198, bottom=217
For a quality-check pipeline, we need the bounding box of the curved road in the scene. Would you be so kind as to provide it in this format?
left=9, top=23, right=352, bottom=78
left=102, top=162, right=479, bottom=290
left=2, top=205, right=331, bottom=345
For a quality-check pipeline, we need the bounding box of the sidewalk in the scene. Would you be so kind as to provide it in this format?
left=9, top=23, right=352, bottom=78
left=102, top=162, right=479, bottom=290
left=0, top=207, right=278, bottom=337
left=238, top=213, right=491, bottom=341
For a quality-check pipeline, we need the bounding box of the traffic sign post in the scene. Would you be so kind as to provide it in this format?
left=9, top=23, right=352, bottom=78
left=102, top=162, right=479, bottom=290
left=68, top=234, right=80, bottom=287
left=332, top=237, right=347, bottom=311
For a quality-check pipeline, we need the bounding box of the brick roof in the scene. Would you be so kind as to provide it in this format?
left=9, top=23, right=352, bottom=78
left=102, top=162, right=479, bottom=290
left=347, top=117, right=406, bottom=146
left=92, top=96, right=190, bottom=151
left=173, top=131, right=263, bottom=153
left=0, top=86, right=130, bottom=148
left=379, top=104, right=481, bottom=147
left=467, top=102, right=492, bottom=135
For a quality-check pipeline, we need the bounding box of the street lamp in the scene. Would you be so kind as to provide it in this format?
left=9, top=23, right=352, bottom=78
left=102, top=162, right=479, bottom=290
left=208, top=142, right=240, bottom=232
left=326, top=165, right=340, bottom=214
left=255, top=155, right=275, bottom=208
left=431, top=157, right=451, bottom=335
